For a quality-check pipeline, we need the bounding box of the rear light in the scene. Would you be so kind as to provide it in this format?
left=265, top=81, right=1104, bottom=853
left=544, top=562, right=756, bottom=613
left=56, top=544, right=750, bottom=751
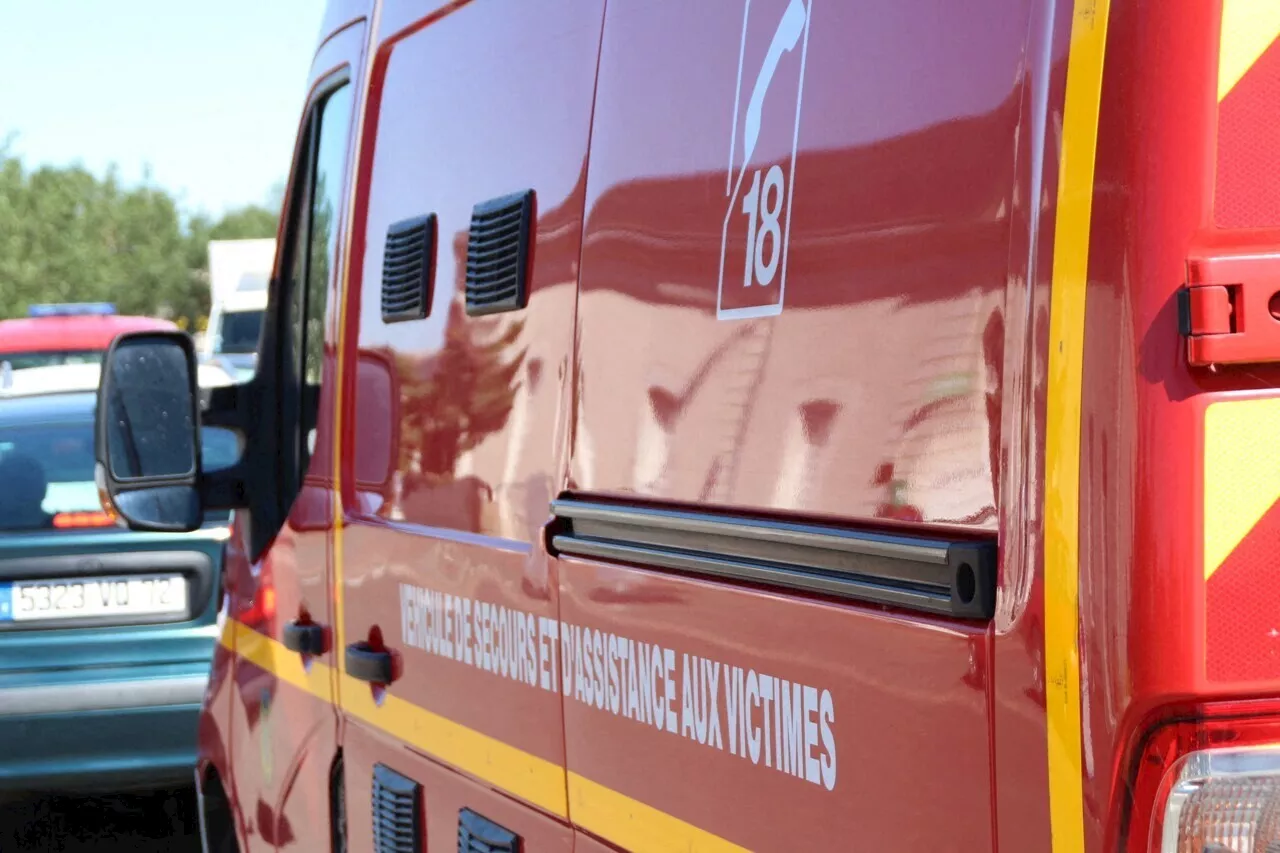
left=1126, top=703, right=1280, bottom=852
left=1159, top=747, right=1280, bottom=851
left=52, top=510, right=116, bottom=528
left=237, top=562, right=276, bottom=627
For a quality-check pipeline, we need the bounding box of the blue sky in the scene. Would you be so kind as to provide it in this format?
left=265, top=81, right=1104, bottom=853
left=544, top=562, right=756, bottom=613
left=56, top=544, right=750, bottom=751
left=0, top=0, right=324, bottom=217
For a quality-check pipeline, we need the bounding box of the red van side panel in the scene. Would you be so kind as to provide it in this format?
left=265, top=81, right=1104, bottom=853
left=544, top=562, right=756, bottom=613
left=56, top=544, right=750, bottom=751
left=336, top=0, right=604, bottom=846
left=555, top=0, right=1035, bottom=849
left=570, top=0, right=1029, bottom=532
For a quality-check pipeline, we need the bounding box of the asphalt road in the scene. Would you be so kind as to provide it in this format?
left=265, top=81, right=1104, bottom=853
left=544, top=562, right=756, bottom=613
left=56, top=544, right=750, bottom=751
left=0, top=789, right=200, bottom=852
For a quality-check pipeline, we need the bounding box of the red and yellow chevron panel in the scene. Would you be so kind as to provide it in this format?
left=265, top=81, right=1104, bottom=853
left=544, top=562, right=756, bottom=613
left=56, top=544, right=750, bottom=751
left=1215, top=1, right=1280, bottom=228
left=1205, top=397, right=1280, bottom=682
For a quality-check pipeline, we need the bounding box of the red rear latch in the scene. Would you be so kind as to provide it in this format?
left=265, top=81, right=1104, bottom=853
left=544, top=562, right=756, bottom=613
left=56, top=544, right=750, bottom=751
left=1182, top=252, right=1280, bottom=366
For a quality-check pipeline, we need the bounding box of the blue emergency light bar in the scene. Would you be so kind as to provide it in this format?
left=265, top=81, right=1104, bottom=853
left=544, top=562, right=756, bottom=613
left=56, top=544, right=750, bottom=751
left=27, top=302, right=117, bottom=318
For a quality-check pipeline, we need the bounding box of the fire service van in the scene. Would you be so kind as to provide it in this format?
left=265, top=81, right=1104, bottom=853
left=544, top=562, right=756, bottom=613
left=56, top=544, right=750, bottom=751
left=92, top=0, right=1280, bottom=850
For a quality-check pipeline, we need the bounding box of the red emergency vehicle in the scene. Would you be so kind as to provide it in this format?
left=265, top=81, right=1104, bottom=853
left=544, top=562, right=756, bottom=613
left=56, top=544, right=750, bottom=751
left=91, top=0, right=1280, bottom=850
left=0, top=302, right=176, bottom=370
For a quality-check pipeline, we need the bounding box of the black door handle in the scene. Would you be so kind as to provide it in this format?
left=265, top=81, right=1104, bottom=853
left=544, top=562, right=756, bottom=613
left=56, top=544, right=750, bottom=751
left=345, top=642, right=395, bottom=684
left=281, top=621, right=327, bottom=656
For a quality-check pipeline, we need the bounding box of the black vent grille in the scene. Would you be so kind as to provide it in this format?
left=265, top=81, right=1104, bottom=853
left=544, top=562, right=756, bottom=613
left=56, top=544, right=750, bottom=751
left=382, top=214, right=435, bottom=323
left=465, top=190, right=534, bottom=317
left=457, top=808, right=520, bottom=853
left=372, top=764, right=421, bottom=853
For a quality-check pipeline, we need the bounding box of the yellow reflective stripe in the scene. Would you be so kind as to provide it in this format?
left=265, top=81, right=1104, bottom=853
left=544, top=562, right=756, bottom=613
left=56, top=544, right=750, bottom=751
left=1218, top=0, right=1280, bottom=101
left=227, top=619, right=763, bottom=846
left=1044, top=1, right=1111, bottom=851
left=228, top=618, right=333, bottom=701
left=1204, top=399, right=1280, bottom=579
left=341, top=672, right=568, bottom=818
left=228, top=618, right=566, bottom=816
left=330, top=1, right=384, bottom=695
left=568, top=773, right=751, bottom=853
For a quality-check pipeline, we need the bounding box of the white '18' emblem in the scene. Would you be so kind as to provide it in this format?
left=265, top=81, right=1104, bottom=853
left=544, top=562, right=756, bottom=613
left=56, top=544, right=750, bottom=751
left=717, top=0, right=812, bottom=320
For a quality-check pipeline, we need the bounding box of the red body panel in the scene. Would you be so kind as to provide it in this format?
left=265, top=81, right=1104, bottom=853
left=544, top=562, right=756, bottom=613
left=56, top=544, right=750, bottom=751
left=558, top=558, right=992, bottom=849
left=1080, top=1, right=1255, bottom=849
left=201, top=14, right=369, bottom=853
left=343, top=723, right=574, bottom=853
left=0, top=314, right=176, bottom=353
left=335, top=0, right=602, bottom=845
left=201, top=0, right=1280, bottom=851
left=571, top=0, right=1027, bottom=532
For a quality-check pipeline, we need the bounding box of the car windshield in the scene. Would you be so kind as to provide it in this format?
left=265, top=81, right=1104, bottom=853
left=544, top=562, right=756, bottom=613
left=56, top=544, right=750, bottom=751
left=0, top=414, right=238, bottom=532
left=217, top=310, right=264, bottom=354
left=0, top=351, right=103, bottom=370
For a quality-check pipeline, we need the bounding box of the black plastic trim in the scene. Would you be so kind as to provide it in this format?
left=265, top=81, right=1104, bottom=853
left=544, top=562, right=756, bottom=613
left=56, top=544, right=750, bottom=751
left=464, top=190, right=534, bottom=317
left=1177, top=286, right=1192, bottom=337
left=282, top=620, right=328, bottom=656
left=346, top=642, right=395, bottom=684
left=458, top=808, right=520, bottom=853
left=372, top=763, right=420, bottom=853
left=381, top=214, right=436, bottom=323
left=550, top=499, right=996, bottom=620
left=94, top=330, right=204, bottom=533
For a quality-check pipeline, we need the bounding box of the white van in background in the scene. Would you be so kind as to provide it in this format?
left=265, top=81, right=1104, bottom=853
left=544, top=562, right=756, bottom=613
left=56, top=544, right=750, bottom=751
left=202, top=239, right=274, bottom=380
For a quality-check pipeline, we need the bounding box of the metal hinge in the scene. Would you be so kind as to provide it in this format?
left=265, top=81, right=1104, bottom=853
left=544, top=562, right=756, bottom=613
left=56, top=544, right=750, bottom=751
left=1180, top=251, right=1280, bottom=367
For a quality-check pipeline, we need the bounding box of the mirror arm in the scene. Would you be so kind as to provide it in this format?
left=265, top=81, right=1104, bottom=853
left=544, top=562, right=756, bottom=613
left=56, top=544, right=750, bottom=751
left=199, top=379, right=262, bottom=512
left=200, top=384, right=246, bottom=430
left=203, top=464, right=248, bottom=510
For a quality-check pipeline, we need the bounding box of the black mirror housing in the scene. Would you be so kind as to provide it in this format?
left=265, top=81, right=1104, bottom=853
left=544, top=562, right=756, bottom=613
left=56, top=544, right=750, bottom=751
left=95, top=331, right=204, bottom=532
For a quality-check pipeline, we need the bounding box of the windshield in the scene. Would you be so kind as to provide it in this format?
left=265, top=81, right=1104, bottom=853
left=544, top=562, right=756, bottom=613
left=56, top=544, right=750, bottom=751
left=0, top=417, right=238, bottom=532
left=216, top=310, right=264, bottom=354
left=0, top=351, right=103, bottom=370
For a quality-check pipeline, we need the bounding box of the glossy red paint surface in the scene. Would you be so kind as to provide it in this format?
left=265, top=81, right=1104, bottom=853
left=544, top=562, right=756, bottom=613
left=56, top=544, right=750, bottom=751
left=1081, top=2, right=1259, bottom=850
left=0, top=314, right=176, bottom=354
left=213, top=16, right=366, bottom=853
left=196, top=618, right=238, bottom=835
left=205, top=0, right=1280, bottom=850
left=987, top=1, right=1073, bottom=850
left=571, top=0, right=1030, bottom=531
left=336, top=0, right=604, bottom=835
left=558, top=557, right=992, bottom=850
left=343, top=723, right=573, bottom=852
left=1216, top=38, right=1280, bottom=229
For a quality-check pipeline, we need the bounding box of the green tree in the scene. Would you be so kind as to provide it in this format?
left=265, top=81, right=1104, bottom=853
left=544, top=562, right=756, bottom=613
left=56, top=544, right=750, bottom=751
left=0, top=147, right=279, bottom=327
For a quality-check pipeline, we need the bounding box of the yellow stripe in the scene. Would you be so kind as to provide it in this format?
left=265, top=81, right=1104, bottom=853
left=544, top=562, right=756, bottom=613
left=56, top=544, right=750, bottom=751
left=568, top=773, right=750, bottom=853
left=228, top=619, right=566, bottom=815
left=341, top=672, right=568, bottom=817
left=229, top=619, right=765, bottom=842
left=1204, top=399, right=1280, bottom=579
left=1218, top=0, right=1280, bottom=101
left=1044, top=1, right=1111, bottom=851
left=228, top=619, right=333, bottom=701
left=329, top=1, right=384, bottom=691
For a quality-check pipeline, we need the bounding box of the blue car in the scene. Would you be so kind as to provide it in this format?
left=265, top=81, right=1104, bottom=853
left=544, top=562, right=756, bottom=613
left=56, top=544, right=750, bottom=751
left=0, top=371, right=236, bottom=793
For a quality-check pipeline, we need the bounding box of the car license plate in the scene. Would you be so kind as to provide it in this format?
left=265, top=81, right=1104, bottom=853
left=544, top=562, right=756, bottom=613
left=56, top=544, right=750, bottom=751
left=0, top=574, right=187, bottom=623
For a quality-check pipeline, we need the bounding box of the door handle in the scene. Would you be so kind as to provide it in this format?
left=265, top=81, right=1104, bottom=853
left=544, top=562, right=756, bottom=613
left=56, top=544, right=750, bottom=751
left=281, top=621, right=327, bottom=656
left=345, top=642, right=396, bottom=684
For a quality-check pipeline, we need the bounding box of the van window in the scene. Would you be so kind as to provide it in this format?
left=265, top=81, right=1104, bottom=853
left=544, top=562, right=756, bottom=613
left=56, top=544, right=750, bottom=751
left=278, top=80, right=353, bottom=492
left=304, top=85, right=351, bottom=388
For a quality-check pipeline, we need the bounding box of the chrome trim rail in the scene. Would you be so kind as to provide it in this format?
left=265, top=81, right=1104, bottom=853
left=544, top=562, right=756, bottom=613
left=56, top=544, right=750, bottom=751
left=550, top=499, right=996, bottom=619
left=0, top=673, right=209, bottom=716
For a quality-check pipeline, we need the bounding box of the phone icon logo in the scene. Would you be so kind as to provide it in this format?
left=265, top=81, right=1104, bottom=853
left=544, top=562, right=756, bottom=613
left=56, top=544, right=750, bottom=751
left=718, top=0, right=812, bottom=321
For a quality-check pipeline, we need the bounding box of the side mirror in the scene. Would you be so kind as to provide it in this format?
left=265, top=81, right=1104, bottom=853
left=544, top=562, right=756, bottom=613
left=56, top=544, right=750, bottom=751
left=95, top=331, right=203, bottom=532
